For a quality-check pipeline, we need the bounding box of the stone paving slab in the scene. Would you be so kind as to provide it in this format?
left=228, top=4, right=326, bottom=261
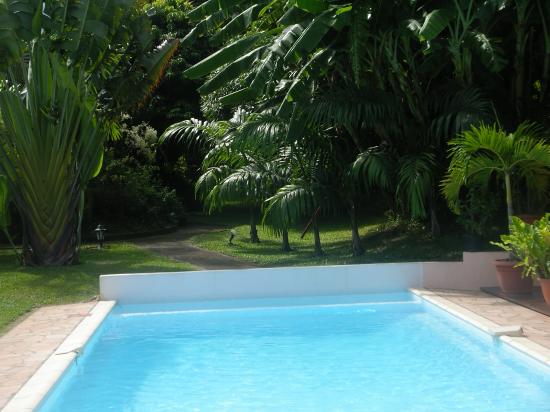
left=0, top=302, right=96, bottom=409
left=481, top=286, right=550, bottom=317
left=429, top=289, right=550, bottom=350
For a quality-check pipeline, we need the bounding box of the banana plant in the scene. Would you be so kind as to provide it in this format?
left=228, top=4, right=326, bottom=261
left=181, top=0, right=353, bottom=109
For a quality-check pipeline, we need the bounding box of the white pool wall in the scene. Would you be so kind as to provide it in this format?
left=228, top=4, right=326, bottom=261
left=101, top=251, right=506, bottom=304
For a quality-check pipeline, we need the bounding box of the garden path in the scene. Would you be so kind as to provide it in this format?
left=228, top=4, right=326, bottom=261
left=133, top=225, right=255, bottom=270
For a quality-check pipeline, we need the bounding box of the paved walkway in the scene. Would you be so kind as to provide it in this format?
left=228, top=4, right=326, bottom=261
left=430, top=289, right=550, bottom=350
left=482, top=286, right=550, bottom=316
left=133, top=225, right=254, bottom=270
left=0, top=302, right=97, bottom=409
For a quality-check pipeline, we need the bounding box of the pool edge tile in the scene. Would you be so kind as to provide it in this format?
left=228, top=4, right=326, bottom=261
left=2, top=301, right=116, bottom=412
left=410, top=288, right=550, bottom=369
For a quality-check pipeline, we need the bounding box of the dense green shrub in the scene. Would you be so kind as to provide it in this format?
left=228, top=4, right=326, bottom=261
left=86, top=121, right=185, bottom=231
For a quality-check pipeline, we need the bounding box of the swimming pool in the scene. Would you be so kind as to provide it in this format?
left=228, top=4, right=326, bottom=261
left=39, top=292, right=550, bottom=411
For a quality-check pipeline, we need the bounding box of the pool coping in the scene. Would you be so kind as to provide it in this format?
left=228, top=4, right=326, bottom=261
left=2, top=301, right=116, bottom=412
left=410, top=289, right=550, bottom=368
left=5, top=290, right=550, bottom=411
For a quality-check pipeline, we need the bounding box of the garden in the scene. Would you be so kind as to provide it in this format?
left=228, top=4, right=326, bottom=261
left=0, top=0, right=550, bottom=331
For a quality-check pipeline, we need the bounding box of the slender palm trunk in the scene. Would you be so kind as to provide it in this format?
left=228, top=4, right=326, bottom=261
left=504, top=173, right=514, bottom=227
left=312, top=214, right=323, bottom=256
left=504, top=173, right=516, bottom=261
left=249, top=208, right=260, bottom=243
left=430, top=194, right=441, bottom=238
left=537, top=0, right=550, bottom=102
left=430, top=208, right=441, bottom=238
left=349, top=201, right=364, bottom=257
left=281, top=229, right=291, bottom=252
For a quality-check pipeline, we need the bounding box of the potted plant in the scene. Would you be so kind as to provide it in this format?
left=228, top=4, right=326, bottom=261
left=493, top=215, right=550, bottom=304
left=442, top=123, right=550, bottom=294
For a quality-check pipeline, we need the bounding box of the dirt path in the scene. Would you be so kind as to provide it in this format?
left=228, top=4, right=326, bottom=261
left=132, top=225, right=254, bottom=270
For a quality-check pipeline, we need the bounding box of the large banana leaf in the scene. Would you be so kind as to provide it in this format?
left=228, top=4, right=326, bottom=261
left=198, top=45, right=267, bottom=94
left=185, top=33, right=264, bottom=79
left=211, top=4, right=263, bottom=45
left=419, top=9, right=454, bottom=41
left=295, top=0, right=329, bottom=14
left=187, top=0, right=253, bottom=23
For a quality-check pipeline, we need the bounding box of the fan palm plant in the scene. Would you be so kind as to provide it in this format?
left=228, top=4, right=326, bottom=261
left=442, top=123, right=550, bottom=228
left=0, top=45, right=104, bottom=264
left=0, top=0, right=178, bottom=265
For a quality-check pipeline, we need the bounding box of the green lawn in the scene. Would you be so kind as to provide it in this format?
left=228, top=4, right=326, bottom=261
left=0, top=243, right=195, bottom=333
left=191, top=215, right=494, bottom=267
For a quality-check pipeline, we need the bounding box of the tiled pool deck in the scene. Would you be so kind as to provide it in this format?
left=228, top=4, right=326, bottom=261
left=0, top=302, right=96, bottom=409
left=427, top=289, right=550, bottom=350
left=1, top=290, right=549, bottom=410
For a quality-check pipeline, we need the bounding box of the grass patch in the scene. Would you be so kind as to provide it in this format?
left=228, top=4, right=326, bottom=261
left=191, top=215, right=486, bottom=267
left=0, top=243, right=195, bottom=333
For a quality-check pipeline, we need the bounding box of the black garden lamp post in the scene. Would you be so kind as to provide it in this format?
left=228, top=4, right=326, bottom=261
left=94, top=224, right=107, bottom=249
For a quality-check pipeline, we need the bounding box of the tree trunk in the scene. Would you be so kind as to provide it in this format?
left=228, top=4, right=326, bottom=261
left=21, top=204, right=79, bottom=266
left=312, top=214, right=324, bottom=256
left=513, top=1, right=531, bottom=117
left=349, top=201, right=365, bottom=256
left=537, top=0, right=550, bottom=102
left=429, top=192, right=441, bottom=238
left=504, top=173, right=514, bottom=227
left=430, top=207, right=441, bottom=238
left=281, top=229, right=291, bottom=252
left=249, top=209, right=260, bottom=243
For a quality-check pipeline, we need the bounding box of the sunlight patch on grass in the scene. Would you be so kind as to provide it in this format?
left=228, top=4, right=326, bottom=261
left=0, top=243, right=195, bottom=333
left=191, top=217, right=466, bottom=267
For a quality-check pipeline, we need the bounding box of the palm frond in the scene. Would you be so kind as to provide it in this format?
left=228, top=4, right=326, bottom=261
left=351, top=146, right=394, bottom=190
left=397, top=152, right=436, bottom=219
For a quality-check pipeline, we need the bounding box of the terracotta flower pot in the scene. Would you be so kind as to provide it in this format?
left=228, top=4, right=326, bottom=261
left=516, top=214, right=543, bottom=224
left=494, top=259, right=533, bottom=294
left=539, top=278, right=550, bottom=306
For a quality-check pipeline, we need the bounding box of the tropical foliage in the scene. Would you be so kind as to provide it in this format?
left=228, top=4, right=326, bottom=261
left=0, top=0, right=177, bottom=265
left=442, top=123, right=550, bottom=227
left=87, top=121, right=185, bottom=230
left=159, top=0, right=550, bottom=257
left=492, top=215, right=550, bottom=279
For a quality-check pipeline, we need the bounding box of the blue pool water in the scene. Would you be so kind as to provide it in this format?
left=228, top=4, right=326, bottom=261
left=40, top=293, right=550, bottom=411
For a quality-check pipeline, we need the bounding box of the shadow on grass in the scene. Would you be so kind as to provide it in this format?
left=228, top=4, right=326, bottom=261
left=193, top=222, right=473, bottom=267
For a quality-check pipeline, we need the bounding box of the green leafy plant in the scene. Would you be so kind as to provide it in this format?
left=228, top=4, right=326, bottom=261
left=456, top=187, right=499, bottom=236
left=492, top=215, right=550, bottom=279
left=442, top=123, right=550, bottom=228
left=0, top=1, right=177, bottom=265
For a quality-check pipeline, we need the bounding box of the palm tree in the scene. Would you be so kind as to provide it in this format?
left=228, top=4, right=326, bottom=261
left=197, top=154, right=288, bottom=244
left=162, top=109, right=291, bottom=245
left=442, top=123, right=550, bottom=228
left=264, top=135, right=338, bottom=257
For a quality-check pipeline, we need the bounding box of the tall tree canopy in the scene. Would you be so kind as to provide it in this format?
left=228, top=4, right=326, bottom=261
left=166, top=0, right=550, bottom=254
